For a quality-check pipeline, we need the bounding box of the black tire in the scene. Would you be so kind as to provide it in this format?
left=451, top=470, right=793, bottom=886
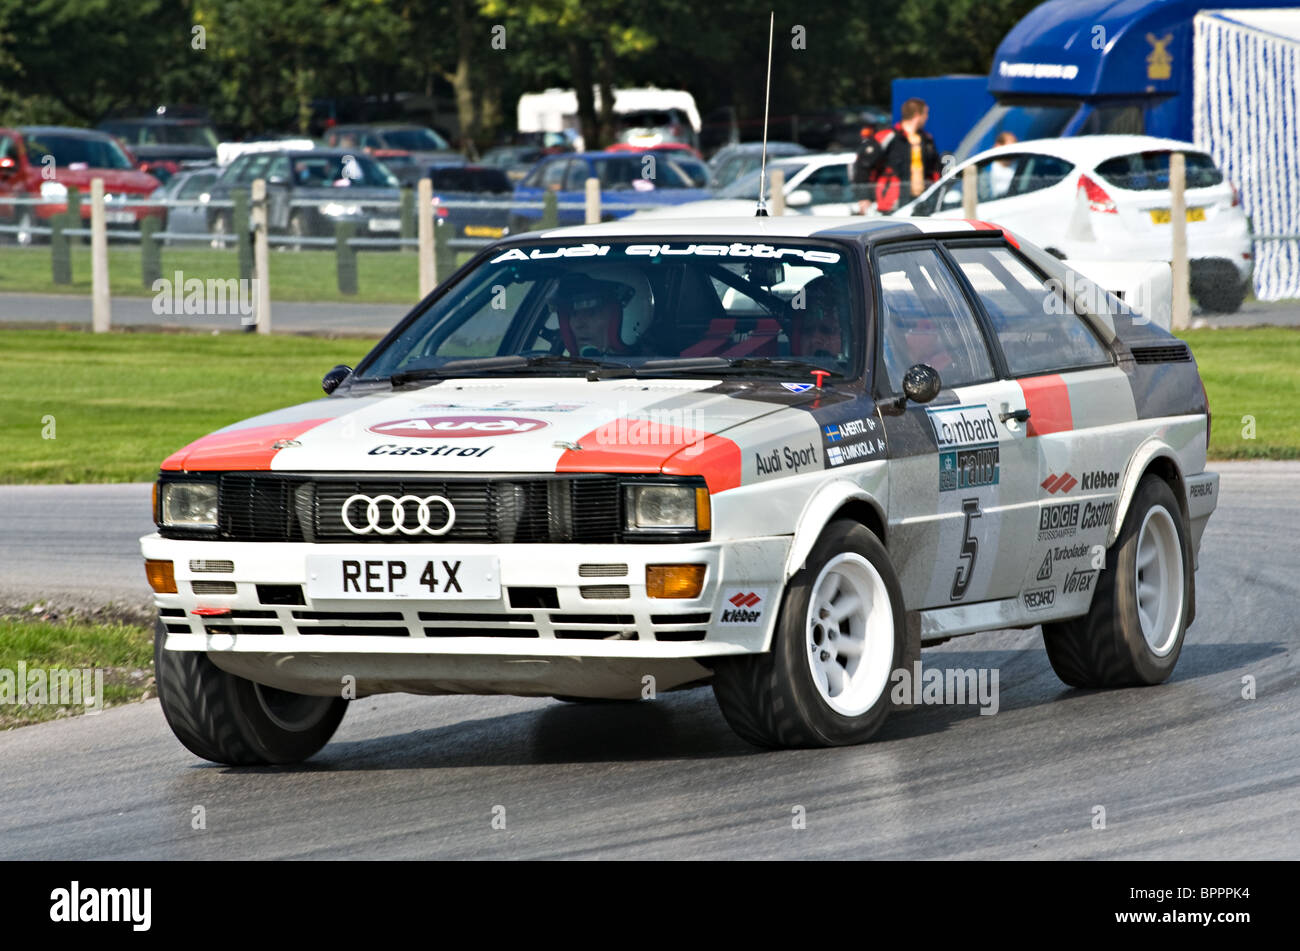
left=154, top=619, right=347, bottom=765
left=711, top=520, right=911, bottom=748
left=1191, top=278, right=1247, bottom=314
left=1042, top=476, right=1192, bottom=688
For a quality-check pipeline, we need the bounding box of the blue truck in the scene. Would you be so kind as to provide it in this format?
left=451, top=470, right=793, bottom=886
left=951, top=0, right=1293, bottom=160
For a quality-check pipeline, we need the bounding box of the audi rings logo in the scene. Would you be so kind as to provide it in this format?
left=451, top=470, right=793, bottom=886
left=341, top=494, right=456, bottom=536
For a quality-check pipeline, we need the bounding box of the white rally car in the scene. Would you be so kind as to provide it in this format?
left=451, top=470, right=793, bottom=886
left=144, top=217, right=1219, bottom=764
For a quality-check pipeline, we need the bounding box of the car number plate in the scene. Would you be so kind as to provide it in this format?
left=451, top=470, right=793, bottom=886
left=464, top=225, right=504, bottom=237
left=368, top=218, right=400, bottom=231
left=306, top=553, right=499, bottom=599
left=1149, top=207, right=1206, bottom=224
left=106, top=211, right=136, bottom=224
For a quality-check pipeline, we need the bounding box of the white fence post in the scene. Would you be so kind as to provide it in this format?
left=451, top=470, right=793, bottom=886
left=1170, top=152, right=1190, bottom=330
left=584, top=177, right=601, bottom=225
left=770, top=168, right=786, bottom=216
left=418, top=177, right=435, bottom=297
left=90, top=178, right=110, bottom=332
left=251, top=178, right=271, bottom=334
left=962, top=164, right=978, bottom=219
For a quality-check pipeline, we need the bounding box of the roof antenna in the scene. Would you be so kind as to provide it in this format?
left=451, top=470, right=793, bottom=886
left=755, top=11, right=775, bottom=217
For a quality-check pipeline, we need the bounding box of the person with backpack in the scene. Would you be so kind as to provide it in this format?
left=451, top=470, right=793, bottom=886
left=853, top=98, right=941, bottom=214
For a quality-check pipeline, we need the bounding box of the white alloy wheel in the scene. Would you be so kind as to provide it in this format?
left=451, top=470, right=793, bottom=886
left=804, top=552, right=895, bottom=716
left=1135, top=504, right=1185, bottom=656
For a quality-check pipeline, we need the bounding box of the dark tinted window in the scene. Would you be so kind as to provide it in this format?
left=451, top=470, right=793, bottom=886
left=948, top=245, right=1110, bottom=376
left=176, top=171, right=218, bottom=199
left=540, top=159, right=569, bottom=189
left=876, top=247, right=995, bottom=392
left=1011, top=155, right=1074, bottom=196
left=595, top=155, right=692, bottom=189
left=1095, top=150, right=1223, bottom=191
left=429, top=167, right=511, bottom=193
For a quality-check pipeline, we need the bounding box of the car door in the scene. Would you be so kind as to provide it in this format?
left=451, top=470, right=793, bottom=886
left=872, top=243, right=1037, bottom=611
left=945, top=240, right=1133, bottom=612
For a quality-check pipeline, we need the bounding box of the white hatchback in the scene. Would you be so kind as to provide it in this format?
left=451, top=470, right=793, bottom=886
left=895, top=135, right=1255, bottom=313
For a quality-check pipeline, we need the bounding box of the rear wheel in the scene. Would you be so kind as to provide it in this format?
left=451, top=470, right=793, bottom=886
left=154, top=619, right=347, bottom=765
left=1041, top=476, right=1191, bottom=687
left=1191, top=259, right=1248, bottom=313
left=711, top=520, right=910, bottom=748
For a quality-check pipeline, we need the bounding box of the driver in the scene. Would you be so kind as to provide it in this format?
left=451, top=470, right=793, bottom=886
left=791, top=276, right=849, bottom=360
left=553, top=274, right=649, bottom=358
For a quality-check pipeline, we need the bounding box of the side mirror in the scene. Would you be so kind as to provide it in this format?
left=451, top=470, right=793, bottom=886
left=322, top=364, right=352, bottom=394
left=785, top=188, right=812, bottom=208
left=902, top=364, right=942, bottom=404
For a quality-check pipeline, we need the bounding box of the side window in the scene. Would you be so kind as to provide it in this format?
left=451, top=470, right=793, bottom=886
left=240, top=153, right=273, bottom=183
left=875, top=247, right=995, bottom=393
left=947, top=244, right=1111, bottom=376
left=802, top=163, right=850, bottom=202
left=1010, top=155, right=1074, bottom=197
left=177, top=173, right=216, bottom=200
left=0, top=135, right=15, bottom=163
left=563, top=160, right=589, bottom=191
left=541, top=159, right=568, bottom=190
left=266, top=156, right=291, bottom=183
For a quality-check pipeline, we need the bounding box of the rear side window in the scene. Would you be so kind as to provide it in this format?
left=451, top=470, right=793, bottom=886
left=947, top=245, right=1110, bottom=376
left=1011, top=155, right=1074, bottom=197
left=1094, top=151, right=1223, bottom=191
left=875, top=247, right=995, bottom=393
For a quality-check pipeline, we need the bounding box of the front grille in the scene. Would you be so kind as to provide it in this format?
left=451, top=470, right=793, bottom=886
left=191, top=580, right=237, bottom=595
left=162, top=473, right=632, bottom=543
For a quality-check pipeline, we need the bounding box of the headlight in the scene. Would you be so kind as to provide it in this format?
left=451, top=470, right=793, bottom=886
left=321, top=202, right=361, bottom=217
left=624, top=484, right=704, bottom=531
left=160, top=482, right=218, bottom=529
left=40, top=181, right=68, bottom=199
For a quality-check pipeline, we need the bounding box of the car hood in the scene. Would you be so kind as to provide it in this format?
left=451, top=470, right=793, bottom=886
left=160, top=376, right=829, bottom=487
left=54, top=167, right=160, bottom=195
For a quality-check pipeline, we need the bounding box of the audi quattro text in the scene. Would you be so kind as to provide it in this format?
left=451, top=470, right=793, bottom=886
left=144, top=216, right=1218, bottom=764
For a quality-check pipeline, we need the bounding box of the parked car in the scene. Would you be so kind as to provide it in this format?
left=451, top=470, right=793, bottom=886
left=152, top=166, right=221, bottom=244
left=707, top=140, right=809, bottom=189
left=392, top=163, right=514, bottom=240
left=324, top=124, right=462, bottom=167
left=632, top=152, right=861, bottom=219
left=0, top=126, right=161, bottom=245
left=97, top=117, right=219, bottom=183
left=894, top=135, right=1255, bottom=312
left=479, top=144, right=549, bottom=183
left=205, top=149, right=401, bottom=249
left=508, top=151, right=713, bottom=231
left=143, top=216, right=1218, bottom=763
left=613, top=107, right=699, bottom=151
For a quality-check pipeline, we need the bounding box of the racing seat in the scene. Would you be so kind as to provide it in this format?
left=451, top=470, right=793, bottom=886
left=680, top=318, right=783, bottom=358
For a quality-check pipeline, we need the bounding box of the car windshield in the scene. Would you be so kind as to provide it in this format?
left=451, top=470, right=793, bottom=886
left=355, top=238, right=861, bottom=382
left=719, top=161, right=806, bottom=200
left=291, top=154, right=398, bottom=188
left=379, top=128, right=451, bottom=151
left=594, top=156, right=695, bottom=190
left=429, top=167, right=512, bottom=193
left=25, top=134, right=135, bottom=170
left=107, top=123, right=219, bottom=148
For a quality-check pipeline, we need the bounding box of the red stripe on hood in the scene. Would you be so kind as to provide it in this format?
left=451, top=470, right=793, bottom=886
left=556, top=420, right=741, bottom=494
left=160, top=418, right=332, bottom=471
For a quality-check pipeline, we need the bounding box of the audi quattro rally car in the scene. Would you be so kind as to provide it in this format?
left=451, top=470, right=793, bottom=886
left=144, top=217, right=1219, bottom=764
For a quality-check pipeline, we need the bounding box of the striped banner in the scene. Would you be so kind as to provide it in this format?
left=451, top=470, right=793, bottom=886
left=1194, top=11, right=1300, bottom=300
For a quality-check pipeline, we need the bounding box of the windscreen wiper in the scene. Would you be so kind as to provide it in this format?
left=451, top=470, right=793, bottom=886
left=392, top=354, right=633, bottom=386
left=637, top=356, right=844, bottom=379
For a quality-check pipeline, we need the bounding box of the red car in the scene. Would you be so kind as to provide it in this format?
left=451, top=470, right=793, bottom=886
left=0, top=126, right=161, bottom=245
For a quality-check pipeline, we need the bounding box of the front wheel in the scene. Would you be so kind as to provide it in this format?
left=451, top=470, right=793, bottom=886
left=711, top=520, right=909, bottom=748
left=154, top=619, right=347, bottom=765
left=1042, top=475, right=1192, bottom=687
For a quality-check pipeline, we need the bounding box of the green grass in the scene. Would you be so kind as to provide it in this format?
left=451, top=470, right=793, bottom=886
left=0, top=615, right=153, bottom=729
left=0, top=244, right=473, bottom=304
left=0, top=329, right=379, bottom=483
left=1177, top=328, right=1300, bottom=459
left=0, top=326, right=1295, bottom=484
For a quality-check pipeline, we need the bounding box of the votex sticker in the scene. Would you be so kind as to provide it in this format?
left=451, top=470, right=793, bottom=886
left=367, top=416, right=549, bottom=438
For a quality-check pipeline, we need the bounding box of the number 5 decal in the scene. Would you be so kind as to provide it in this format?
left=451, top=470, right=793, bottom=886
left=950, top=498, right=981, bottom=601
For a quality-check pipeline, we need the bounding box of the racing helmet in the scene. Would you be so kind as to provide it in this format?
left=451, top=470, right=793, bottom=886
left=553, top=267, right=654, bottom=355
left=790, top=275, right=850, bottom=359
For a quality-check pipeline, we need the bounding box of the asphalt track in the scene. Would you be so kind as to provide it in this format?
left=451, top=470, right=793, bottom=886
left=0, top=462, right=1296, bottom=859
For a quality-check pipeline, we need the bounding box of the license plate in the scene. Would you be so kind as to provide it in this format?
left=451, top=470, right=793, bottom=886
left=368, top=218, right=400, bottom=231
left=106, top=211, right=135, bottom=224
left=306, top=553, right=499, bottom=600
left=464, top=225, right=504, bottom=238
left=1149, top=207, right=1206, bottom=224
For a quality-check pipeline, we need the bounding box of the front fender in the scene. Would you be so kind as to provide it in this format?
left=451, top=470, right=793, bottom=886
left=782, top=469, right=888, bottom=582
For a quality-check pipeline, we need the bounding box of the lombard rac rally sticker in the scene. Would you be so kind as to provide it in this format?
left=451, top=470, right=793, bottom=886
left=367, top=415, right=549, bottom=438
left=718, top=587, right=770, bottom=626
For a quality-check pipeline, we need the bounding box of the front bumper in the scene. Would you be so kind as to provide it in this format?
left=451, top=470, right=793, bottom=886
left=141, top=534, right=791, bottom=697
